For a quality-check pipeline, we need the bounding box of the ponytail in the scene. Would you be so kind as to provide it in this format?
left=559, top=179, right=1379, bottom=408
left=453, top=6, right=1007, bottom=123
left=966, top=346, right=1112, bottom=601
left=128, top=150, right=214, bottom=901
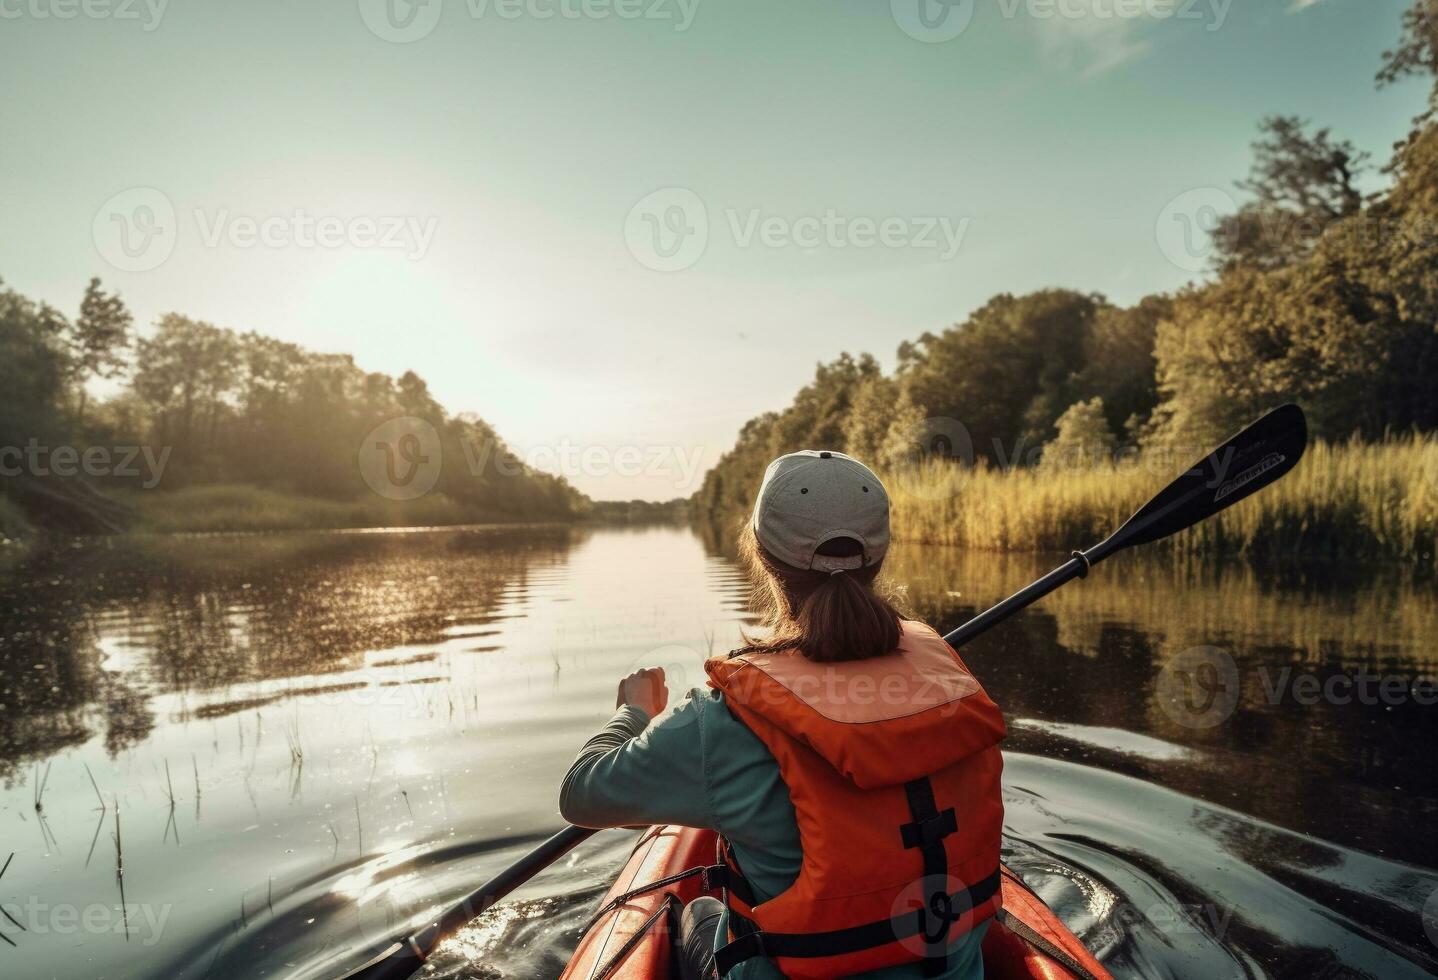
left=737, top=524, right=903, bottom=663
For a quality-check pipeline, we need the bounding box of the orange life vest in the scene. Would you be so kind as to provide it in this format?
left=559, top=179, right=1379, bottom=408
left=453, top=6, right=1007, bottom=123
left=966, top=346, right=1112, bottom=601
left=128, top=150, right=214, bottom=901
left=703, top=619, right=1006, bottom=979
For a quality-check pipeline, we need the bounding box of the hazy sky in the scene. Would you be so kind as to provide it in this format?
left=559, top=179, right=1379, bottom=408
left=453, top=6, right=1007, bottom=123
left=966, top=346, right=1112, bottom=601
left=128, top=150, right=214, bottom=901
left=1, top=0, right=1428, bottom=499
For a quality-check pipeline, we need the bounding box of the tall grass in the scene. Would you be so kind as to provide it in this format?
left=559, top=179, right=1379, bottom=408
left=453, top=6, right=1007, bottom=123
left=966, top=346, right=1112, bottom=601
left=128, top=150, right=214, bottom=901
left=885, top=437, right=1438, bottom=568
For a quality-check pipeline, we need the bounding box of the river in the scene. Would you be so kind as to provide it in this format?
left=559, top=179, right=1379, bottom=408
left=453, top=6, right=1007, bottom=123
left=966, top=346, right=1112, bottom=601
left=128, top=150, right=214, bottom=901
left=0, top=524, right=1434, bottom=979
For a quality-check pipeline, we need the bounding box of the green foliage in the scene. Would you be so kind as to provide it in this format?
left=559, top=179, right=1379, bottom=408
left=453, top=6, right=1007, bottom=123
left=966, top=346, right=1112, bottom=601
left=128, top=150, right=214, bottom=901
left=1043, top=398, right=1117, bottom=470
left=71, top=277, right=133, bottom=418
left=1210, top=116, right=1368, bottom=272
left=1, top=282, right=587, bottom=532
left=897, top=289, right=1103, bottom=459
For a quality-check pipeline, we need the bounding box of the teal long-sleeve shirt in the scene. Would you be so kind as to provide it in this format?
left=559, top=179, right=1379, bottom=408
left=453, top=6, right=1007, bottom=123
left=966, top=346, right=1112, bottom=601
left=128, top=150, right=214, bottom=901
left=559, top=687, right=987, bottom=980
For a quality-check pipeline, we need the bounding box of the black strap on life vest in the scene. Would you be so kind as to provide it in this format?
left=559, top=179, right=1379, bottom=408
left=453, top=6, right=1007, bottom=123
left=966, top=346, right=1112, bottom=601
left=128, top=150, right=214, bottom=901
left=713, top=870, right=1000, bottom=976
left=900, top=776, right=960, bottom=977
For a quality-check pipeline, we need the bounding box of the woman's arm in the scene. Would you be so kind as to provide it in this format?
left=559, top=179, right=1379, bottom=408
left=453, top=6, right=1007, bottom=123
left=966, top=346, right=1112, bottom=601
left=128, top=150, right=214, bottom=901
left=558, top=677, right=716, bottom=830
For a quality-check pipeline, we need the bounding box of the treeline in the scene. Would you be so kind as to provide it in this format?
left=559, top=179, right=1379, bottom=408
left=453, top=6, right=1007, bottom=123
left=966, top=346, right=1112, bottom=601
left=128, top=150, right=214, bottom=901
left=696, top=1, right=1438, bottom=528
left=0, top=283, right=586, bottom=533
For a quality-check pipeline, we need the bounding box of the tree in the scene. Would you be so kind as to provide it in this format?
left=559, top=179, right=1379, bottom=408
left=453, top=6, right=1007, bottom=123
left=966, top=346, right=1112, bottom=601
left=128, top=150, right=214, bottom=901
left=1071, top=295, right=1172, bottom=440
left=898, top=290, right=1102, bottom=464
left=1211, top=116, right=1369, bottom=272
left=1043, top=398, right=1117, bottom=469
left=70, top=277, right=132, bottom=423
left=1378, top=0, right=1438, bottom=143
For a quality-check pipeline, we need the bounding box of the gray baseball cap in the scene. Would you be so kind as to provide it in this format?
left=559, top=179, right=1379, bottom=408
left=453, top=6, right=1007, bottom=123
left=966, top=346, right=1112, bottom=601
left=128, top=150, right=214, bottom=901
left=751, top=450, right=890, bottom=573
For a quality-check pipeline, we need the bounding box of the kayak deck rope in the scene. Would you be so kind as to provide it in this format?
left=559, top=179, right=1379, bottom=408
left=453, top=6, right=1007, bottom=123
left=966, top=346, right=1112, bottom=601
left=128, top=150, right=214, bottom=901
left=581, top=864, right=720, bottom=935
left=589, top=893, right=682, bottom=980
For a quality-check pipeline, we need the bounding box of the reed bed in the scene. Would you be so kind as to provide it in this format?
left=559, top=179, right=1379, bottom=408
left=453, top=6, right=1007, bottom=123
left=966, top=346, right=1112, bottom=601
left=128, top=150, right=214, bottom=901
left=885, top=437, right=1438, bottom=569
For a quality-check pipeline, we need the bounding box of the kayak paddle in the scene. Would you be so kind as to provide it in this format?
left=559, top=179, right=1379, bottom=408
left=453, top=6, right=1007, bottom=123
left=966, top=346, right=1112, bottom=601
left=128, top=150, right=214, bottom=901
left=944, top=402, right=1308, bottom=647
left=336, top=823, right=597, bottom=980
left=335, top=403, right=1307, bottom=980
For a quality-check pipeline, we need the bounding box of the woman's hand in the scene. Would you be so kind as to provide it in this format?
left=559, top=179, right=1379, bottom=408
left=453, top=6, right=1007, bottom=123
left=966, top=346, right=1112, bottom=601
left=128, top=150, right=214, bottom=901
left=617, top=667, right=668, bottom=719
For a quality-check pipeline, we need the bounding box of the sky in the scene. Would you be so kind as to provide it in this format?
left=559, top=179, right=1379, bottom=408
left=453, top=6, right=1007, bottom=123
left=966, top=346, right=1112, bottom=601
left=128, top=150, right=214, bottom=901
left=0, top=0, right=1429, bottom=499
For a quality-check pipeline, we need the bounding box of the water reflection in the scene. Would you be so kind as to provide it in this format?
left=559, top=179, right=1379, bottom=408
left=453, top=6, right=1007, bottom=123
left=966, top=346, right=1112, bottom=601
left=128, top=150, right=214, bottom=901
left=0, top=525, right=1433, bottom=979
left=880, top=547, right=1438, bottom=867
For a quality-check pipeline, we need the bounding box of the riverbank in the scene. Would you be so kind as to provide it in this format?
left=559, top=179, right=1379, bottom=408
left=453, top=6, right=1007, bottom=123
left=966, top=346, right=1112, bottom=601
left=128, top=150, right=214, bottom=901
left=114, top=484, right=688, bottom=534
left=119, top=484, right=569, bottom=534
left=885, top=437, right=1438, bottom=568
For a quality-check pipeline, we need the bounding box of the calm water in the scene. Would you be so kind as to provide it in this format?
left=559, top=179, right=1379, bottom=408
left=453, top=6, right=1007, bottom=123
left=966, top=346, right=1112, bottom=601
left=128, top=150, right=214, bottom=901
left=0, top=525, right=1435, bottom=979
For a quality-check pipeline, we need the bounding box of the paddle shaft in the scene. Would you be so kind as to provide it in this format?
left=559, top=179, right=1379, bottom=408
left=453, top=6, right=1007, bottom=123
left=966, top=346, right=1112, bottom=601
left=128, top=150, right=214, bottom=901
left=337, top=825, right=596, bottom=980
left=942, top=535, right=1127, bottom=649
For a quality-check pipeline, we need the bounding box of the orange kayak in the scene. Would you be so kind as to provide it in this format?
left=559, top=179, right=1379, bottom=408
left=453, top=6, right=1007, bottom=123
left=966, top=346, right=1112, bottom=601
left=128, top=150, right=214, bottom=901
left=563, top=825, right=1112, bottom=980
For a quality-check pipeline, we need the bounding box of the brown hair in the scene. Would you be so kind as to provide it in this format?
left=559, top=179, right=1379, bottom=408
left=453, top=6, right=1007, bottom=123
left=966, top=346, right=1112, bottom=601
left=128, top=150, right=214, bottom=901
left=736, top=523, right=903, bottom=663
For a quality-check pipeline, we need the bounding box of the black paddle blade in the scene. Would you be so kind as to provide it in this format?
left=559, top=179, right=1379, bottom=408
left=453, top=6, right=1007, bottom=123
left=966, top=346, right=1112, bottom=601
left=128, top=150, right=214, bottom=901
left=1099, top=403, right=1308, bottom=556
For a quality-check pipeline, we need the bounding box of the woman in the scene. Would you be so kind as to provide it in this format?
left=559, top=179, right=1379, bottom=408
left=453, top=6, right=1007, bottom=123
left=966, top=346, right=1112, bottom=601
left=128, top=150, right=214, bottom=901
left=561, top=450, right=1006, bottom=979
